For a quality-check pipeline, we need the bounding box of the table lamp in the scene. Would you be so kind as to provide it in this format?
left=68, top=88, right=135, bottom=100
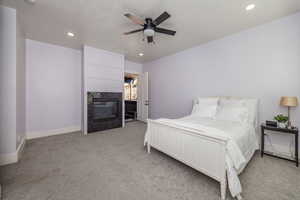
left=280, top=96, right=298, bottom=127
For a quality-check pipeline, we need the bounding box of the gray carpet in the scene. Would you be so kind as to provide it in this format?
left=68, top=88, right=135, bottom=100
left=1, top=121, right=299, bottom=200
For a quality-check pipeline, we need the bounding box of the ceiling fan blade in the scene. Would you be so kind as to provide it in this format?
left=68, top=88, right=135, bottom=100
left=124, top=13, right=144, bottom=26
left=147, top=36, right=153, bottom=43
left=155, top=27, right=176, bottom=36
left=124, top=28, right=144, bottom=35
left=153, top=12, right=170, bottom=26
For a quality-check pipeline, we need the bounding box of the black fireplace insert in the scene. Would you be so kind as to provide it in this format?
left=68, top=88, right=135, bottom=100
left=88, top=92, right=122, bottom=133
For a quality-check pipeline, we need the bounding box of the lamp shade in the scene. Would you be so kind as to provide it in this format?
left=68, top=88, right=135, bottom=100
left=280, top=96, right=298, bottom=107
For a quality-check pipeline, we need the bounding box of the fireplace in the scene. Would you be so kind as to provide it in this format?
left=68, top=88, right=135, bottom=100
left=88, top=92, right=122, bottom=133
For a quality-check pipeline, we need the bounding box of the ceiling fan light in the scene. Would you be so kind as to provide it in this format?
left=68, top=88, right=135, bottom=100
left=144, top=29, right=155, bottom=37
left=24, top=0, right=36, bottom=4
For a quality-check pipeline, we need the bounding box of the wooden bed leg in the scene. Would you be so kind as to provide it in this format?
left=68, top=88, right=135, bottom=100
left=147, top=143, right=151, bottom=154
left=220, top=178, right=227, bottom=200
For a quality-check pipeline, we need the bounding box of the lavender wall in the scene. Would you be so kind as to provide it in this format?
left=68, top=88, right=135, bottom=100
left=26, top=39, right=82, bottom=139
left=144, top=13, right=300, bottom=155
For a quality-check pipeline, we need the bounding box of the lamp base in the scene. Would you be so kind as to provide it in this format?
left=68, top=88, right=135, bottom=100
left=287, top=107, right=291, bottom=128
left=287, top=121, right=292, bottom=129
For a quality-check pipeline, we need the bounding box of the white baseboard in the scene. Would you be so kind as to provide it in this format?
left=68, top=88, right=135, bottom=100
left=17, top=137, right=26, bottom=159
left=26, top=126, right=81, bottom=140
left=0, top=152, right=18, bottom=166
left=0, top=126, right=80, bottom=166
left=0, top=138, right=26, bottom=166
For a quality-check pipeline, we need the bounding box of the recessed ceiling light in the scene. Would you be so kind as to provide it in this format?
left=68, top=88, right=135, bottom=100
left=138, top=53, right=144, bottom=57
left=245, top=4, right=256, bottom=11
left=67, top=32, right=75, bottom=37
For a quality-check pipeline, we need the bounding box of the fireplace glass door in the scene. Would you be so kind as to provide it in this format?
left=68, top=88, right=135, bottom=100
left=87, top=92, right=122, bottom=133
left=92, top=101, right=118, bottom=120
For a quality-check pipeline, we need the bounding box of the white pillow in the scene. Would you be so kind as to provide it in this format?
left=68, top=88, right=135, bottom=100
left=219, top=98, right=244, bottom=107
left=243, top=99, right=258, bottom=126
left=218, top=98, right=257, bottom=125
left=215, top=105, right=249, bottom=123
left=191, top=97, right=219, bottom=118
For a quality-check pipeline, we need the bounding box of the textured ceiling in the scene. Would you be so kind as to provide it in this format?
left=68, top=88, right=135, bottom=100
left=2, top=0, right=300, bottom=63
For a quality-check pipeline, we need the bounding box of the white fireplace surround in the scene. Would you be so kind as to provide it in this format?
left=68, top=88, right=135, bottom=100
left=82, top=46, right=125, bottom=134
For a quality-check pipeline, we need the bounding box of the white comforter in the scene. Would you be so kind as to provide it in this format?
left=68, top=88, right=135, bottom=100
left=144, top=115, right=259, bottom=198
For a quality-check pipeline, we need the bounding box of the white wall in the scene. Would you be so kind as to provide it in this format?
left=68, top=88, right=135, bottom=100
left=26, top=39, right=82, bottom=139
left=84, top=46, right=124, bottom=92
left=16, top=11, right=26, bottom=147
left=0, top=6, right=26, bottom=165
left=82, top=46, right=125, bottom=134
left=125, top=60, right=143, bottom=74
left=144, top=12, right=300, bottom=155
left=0, top=6, right=17, bottom=154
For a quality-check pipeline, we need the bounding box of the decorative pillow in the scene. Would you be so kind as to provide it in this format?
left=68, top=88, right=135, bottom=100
left=191, top=97, right=219, bottom=118
left=215, top=104, right=249, bottom=123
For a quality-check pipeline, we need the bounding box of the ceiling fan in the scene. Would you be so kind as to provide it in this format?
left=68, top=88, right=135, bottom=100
left=124, top=11, right=176, bottom=43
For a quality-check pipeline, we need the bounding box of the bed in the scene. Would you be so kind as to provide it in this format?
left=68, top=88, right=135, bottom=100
left=144, top=97, right=259, bottom=200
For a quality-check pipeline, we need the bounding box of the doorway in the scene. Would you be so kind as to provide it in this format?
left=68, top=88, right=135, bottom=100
left=124, top=72, right=149, bottom=123
left=124, top=73, right=138, bottom=122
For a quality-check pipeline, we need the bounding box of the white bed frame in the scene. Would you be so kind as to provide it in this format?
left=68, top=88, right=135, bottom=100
left=147, top=120, right=228, bottom=200
left=145, top=97, right=258, bottom=200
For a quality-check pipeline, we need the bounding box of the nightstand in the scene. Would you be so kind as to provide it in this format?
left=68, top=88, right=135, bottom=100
left=261, top=124, right=298, bottom=167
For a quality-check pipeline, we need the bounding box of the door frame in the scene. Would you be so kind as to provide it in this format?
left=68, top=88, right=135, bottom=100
left=137, top=72, right=148, bottom=123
